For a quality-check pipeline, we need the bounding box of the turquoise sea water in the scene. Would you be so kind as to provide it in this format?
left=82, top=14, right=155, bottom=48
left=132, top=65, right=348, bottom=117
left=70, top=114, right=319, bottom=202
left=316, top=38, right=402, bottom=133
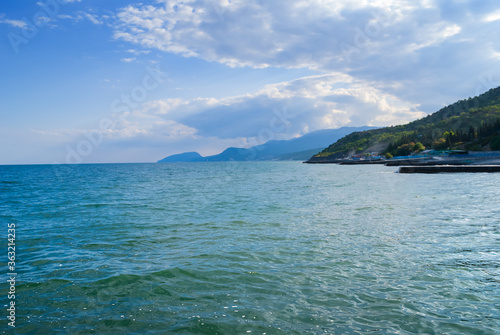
left=1, top=162, right=499, bottom=334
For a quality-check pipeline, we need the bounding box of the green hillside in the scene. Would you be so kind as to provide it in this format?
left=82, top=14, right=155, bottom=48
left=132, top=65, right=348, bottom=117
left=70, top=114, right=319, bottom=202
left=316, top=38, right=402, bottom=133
left=310, top=86, right=500, bottom=161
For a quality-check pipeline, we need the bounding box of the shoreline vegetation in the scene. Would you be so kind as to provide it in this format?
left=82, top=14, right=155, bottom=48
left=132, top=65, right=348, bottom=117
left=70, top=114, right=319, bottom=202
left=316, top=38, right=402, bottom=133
left=306, top=86, right=500, bottom=165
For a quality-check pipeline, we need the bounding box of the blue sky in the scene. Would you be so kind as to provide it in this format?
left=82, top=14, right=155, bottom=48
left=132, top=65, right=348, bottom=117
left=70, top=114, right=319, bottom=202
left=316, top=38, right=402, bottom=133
left=1, top=0, right=500, bottom=164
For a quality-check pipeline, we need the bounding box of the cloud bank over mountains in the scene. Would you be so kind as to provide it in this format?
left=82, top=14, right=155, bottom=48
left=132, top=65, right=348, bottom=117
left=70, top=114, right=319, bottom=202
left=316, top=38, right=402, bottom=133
left=115, top=74, right=423, bottom=144
left=105, top=0, right=500, bottom=158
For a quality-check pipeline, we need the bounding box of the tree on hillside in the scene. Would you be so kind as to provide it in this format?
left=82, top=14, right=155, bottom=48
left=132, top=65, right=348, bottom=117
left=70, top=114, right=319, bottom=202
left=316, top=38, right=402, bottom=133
left=412, top=142, right=425, bottom=153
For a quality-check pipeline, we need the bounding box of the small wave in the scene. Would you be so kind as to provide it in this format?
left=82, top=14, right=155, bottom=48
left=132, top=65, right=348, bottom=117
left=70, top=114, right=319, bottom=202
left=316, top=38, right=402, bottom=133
left=81, top=203, right=112, bottom=208
left=0, top=180, right=21, bottom=185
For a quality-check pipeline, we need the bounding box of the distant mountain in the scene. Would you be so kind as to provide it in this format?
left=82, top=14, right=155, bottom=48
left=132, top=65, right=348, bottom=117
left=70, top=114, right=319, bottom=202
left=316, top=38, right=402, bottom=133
left=307, top=86, right=500, bottom=163
left=157, top=152, right=204, bottom=162
left=158, top=126, right=376, bottom=163
left=274, top=148, right=326, bottom=161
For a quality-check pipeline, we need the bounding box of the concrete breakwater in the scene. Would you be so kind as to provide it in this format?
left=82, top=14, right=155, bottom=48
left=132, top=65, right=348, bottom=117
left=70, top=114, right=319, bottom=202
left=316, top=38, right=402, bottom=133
left=399, top=165, right=500, bottom=173
left=306, top=151, right=500, bottom=166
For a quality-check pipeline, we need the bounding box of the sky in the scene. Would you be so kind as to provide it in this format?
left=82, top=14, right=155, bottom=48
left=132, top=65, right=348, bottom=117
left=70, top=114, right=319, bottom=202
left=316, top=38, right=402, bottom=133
left=1, top=0, right=500, bottom=164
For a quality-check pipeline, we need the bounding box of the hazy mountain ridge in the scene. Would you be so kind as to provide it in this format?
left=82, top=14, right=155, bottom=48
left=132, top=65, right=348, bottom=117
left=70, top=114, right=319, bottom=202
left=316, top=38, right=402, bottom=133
left=158, top=127, right=376, bottom=162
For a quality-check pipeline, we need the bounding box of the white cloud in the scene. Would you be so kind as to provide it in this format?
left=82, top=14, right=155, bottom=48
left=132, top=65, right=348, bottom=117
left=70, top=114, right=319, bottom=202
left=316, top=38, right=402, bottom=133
left=0, top=18, right=27, bottom=28
left=121, top=57, right=136, bottom=63
left=127, top=49, right=151, bottom=55
left=111, top=0, right=474, bottom=71
left=82, top=12, right=103, bottom=25
left=58, top=14, right=77, bottom=20
left=483, top=9, right=500, bottom=22
left=407, top=23, right=462, bottom=52
left=31, top=129, right=86, bottom=137
left=56, top=11, right=105, bottom=25
left=108, top=110, right=199, bottom=141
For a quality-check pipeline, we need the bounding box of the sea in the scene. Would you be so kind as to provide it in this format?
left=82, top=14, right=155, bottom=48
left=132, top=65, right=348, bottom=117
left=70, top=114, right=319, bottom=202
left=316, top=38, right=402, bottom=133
left=1, top=162, right=499, bottom=334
